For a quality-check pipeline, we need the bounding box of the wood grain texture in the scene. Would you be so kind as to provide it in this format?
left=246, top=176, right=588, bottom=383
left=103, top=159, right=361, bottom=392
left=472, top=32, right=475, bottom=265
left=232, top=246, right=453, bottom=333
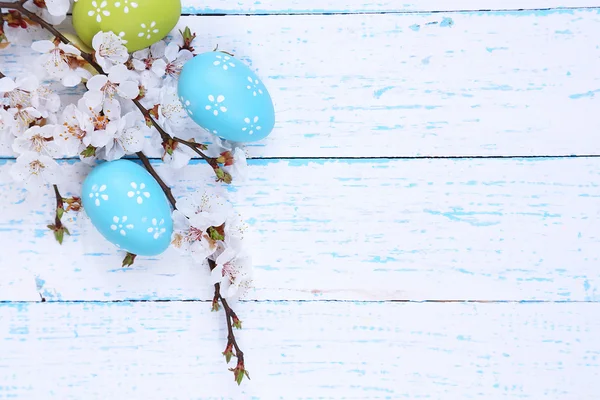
left=1, top=158, right=599, bottom=302
left=3, top=10, right=600, bottom=157
left=1, top=301, right=599, bottom=399
left=180, top=1, right=600, bottom=14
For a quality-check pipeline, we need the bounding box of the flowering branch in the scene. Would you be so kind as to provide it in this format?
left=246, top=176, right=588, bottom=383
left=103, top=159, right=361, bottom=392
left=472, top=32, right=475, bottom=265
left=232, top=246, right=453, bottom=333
left=0, top=0, right=227, bottom=183
left=1, top=2, right=249, bottom=384
left=209, top=258, right=249, bottom=385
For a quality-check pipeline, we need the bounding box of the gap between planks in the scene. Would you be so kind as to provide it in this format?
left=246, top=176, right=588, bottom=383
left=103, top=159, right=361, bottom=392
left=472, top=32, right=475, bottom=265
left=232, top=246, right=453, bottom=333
left=179, top=6, right=600, bottom=17
left=1, top=299, right=599, bottom=304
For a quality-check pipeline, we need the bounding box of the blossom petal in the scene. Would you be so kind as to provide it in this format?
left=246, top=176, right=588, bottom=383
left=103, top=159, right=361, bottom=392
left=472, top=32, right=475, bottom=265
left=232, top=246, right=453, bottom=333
left=117, top=81, right=140, bottom=99
left=31, top=40, right=56, bottom=53
left=86, top=75, right=108, bottom=92
left=150, top=59, right=167, bottom=77
left=0, top=77, right=17, bottom=93
left=164, top=42, right=179, bottom=62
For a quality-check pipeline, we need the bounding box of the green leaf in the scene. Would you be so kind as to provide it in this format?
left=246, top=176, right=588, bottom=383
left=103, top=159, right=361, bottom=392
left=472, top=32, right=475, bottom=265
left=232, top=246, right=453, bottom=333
left=211, top=299, right=221, bottom=312
left=57, top=207, right=64, bottom=220
left=233, top=318, right=242, bottom=329
left=54, top=228, right=64, bottom=245
left=208, top=226, right=224, bottom=241
left=224, top=350, right=233, bottom=363
left=122, top=252, right=137, bottom=267
left=235, top=369, right=245, bottom=385
left=80, top=145, right=96, bottom=158
left=222, top=171, right=232, bottom=184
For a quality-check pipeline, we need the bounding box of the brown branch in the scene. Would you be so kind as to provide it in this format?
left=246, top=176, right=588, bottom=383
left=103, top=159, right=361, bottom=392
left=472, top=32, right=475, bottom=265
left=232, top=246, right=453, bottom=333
left=173, top=136, right=215, bottom=166
left=47, top=184, right=69, bottom=244
left=136, top=151, right=176, bottom=209
left=52, top=184, right=63, bottom=228
left=209, top=258, right=248, bottom=384
left=0, top=71, right=5, bottom=78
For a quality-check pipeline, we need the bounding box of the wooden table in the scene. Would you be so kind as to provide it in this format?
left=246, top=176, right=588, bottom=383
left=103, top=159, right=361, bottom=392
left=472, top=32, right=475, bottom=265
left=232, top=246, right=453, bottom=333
left=1, top=1, right=600, bottom=398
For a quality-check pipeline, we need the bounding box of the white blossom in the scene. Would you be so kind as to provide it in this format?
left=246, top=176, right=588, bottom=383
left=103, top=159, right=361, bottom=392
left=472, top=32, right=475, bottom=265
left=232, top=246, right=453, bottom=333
left=102, top=111, right=146, bottom=161
left=177, top=192, right=233, bottom=233
left=3, top=19, right=47, bottom=45
left=157, top=86, right=188, bottom=133
left=12, top=124, right=60, bottom=156
left=0, top=75, right=38, bottom=108
left=24, top=0, right=67, bottom=24
left=224, top=147, right=248, bottom=183
left=8, top=106, right=43, bottom=135
left=31, top=85, right=61, bottom=115
left=211, top=249, right=253, bottom=298
left=31, top=39, right=91, bottom=87
left=150, top=129, right=195, bottom=169
left=132, top=40, right=166, bottom=72
left=76, top=98, right=118, bottom=149
left=92, top=31, right=129, bottom=72
left=137, top=70, right=162, bottom=108
left=170, top=210, right=218, bottom=262
left=10, top=151, right=59, bottom=191
left=152, top=42, right=193, bottom=80
left=55, top=103, right=94, bottom=157
left=83, top=64, right=139, bottom=117
left=0, top=109, right=16, bottom=136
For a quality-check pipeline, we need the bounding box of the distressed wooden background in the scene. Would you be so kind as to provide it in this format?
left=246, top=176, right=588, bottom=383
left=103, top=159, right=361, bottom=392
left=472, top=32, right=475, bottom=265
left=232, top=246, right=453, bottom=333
left=1, top=0, right=600, bottom=398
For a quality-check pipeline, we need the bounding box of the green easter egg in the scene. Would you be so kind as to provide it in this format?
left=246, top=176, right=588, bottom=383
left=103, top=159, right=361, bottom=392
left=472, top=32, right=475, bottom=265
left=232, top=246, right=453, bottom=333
left=72, top=0, right=181, bottom=52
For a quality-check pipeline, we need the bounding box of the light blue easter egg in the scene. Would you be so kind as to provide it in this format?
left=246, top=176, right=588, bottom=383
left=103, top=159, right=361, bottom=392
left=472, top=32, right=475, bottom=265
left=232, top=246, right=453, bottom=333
left=177, top=51, right=275, bottom=142
left=81, top=159, right=173, bottom=256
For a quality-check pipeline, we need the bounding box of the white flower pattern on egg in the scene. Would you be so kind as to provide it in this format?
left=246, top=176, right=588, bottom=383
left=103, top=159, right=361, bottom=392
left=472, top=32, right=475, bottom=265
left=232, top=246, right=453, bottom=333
left=114, top=0, right=138, bottom=13
left=87, top=0, right=110, bottom=22
left=110, top=216, right=134, bottom=236
left=179, top=96, right=194, bottom=116
left=213, top=55, right=235, bottom=71
left=89, top=184, right=109, bottom=206
left=246, top=76, right=263, bottom=97
left=138, top=21, right=159, bottom=40
left=242, top=116, right=262, bottom=136
left=127, top=182, right=151, bottom=204
left=205, top=95, right=227, bottom=116
left=147, top=218, right=166, bottom=239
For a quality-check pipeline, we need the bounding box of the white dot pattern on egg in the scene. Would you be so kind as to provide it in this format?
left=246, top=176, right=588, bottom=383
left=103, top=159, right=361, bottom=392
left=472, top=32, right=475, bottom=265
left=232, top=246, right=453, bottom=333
left=178, top=51, right=275, bottom=142
left=81, top=159, right=173, bottom=256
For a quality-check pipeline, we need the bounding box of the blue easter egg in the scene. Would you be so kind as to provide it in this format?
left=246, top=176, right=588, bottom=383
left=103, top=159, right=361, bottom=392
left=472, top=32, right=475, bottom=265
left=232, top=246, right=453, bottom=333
left=177, top=51, right=275, bottom=142
left=81, top=159, right=173, bottom=256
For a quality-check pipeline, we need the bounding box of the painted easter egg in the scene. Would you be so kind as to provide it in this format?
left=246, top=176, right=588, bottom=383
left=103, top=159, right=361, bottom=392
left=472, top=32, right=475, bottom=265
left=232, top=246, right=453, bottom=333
left=81, top=159, right=173, bottom=256
left=72, top=0, right=181, bottom=52
left=178, top=51, right=275, bottom=142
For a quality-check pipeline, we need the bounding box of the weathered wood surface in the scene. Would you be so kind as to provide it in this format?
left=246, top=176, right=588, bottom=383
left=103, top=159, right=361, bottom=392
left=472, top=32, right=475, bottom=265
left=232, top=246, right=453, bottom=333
left=2, top=10, right=600, bottom=157
left=180, top=1, right=600, bottom=14
left=1, top=157, right=599, bottom=302
left=1, top=2, right=599, bottom=398
left=1, top=302, right=599, bottom=399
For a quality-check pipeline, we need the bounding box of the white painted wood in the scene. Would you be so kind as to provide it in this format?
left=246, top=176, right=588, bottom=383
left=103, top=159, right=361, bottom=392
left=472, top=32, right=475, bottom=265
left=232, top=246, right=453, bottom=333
left=180, top=1, right=600, bottom=14
left=1, top=158, right=599, bottom=302
left=3, top=10, right=600, bottom=157
left=1, top=301, right=599, bottom=398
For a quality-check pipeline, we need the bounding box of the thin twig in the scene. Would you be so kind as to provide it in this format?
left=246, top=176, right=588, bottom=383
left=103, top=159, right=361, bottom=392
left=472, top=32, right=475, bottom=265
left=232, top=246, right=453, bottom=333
left=173, top=136, right=216, bottom=166
left=52, top=184, right=63, bottom=228
left=136, top=151, right=176, bottom=208
left=208, top=258, right=246, bottom=381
